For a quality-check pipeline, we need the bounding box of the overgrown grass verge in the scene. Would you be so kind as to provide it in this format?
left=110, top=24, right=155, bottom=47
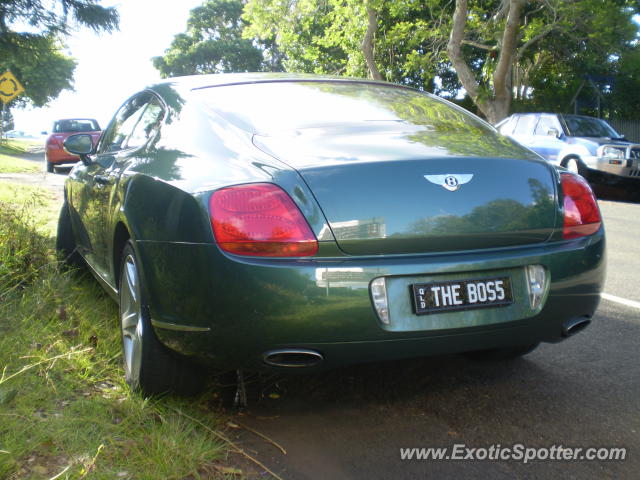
left=0, top=184, right=60, bottom=245
left=0, top=139, right=42, bottom=173
left=0, top=156, right=41, bottom=174
left=0, top=186, right=242, bottom=480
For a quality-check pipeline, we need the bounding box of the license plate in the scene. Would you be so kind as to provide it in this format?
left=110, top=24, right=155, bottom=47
left=411, top=277, right=513, bottom=315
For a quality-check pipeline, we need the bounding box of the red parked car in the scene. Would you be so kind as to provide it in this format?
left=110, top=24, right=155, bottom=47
left=45, top=118, right=101, bottom=172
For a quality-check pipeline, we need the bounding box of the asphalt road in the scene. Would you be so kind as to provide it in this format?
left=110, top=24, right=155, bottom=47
left=598, top=198, right=640, bottom=303
left=233, top=188, right=640, bottom=480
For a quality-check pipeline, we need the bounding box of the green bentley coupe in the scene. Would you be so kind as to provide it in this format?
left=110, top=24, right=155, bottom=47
left=58, top=74, right=605, bottom=395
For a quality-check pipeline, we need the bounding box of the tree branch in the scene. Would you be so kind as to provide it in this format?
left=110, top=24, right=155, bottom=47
left=516, top=26, right=556, bottom=61
left=462, top=40, right=494, bottom=51
left=362, top=4, right=383, bottom=80
left=493, top=0, right=525, bottom=95
left=492, top=0, right=511, bottom=24
left=447, top=0, right=482, bottom=106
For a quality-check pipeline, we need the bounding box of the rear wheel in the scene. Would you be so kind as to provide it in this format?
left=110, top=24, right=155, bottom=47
left=119, top=242, right=204, bottom=396
left=45, top=158, right=54, bottom=173
left=465, top=343, right=539, bottom=361
left=55, top=202, right=82, bottom=268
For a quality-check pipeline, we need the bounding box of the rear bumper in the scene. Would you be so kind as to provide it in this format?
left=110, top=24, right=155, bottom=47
left=46, top=148, right=80, bottom=165
left=277, top=312, right=595, bottom=370
left=136, top=229, right=605, bottom=370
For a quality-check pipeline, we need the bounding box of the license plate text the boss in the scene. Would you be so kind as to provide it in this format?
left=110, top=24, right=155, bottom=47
left=412, top=277, right=513, bottom=315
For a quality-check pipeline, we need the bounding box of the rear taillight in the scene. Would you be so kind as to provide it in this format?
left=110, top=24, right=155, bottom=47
left=561, top=173, right=601, bottom=239
left=209, top=183, right=318, bottom=257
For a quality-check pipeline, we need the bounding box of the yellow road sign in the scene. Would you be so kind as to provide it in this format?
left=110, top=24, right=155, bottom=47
left=0, top=71, right=25, bottom=104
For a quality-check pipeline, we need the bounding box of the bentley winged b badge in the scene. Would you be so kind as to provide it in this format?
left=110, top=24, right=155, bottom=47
left=424, top=174, right=474, bottom=192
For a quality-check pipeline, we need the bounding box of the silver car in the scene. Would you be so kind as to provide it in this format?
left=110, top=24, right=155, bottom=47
left=496, top=113, right=640, bottom=182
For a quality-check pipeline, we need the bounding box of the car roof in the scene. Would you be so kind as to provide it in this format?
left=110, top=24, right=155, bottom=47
left=146, top=72, right=405, bottom=96
left=54, top=118, right=99, bottom=122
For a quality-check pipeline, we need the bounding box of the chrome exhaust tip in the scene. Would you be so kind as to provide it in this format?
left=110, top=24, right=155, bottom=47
left=263, top=349, right=324, bottom=368
left=562, top=317, right=591, bottom=337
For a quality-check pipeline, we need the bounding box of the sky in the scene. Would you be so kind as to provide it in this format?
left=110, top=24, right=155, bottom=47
left=13, top=0, right=204, bottom=134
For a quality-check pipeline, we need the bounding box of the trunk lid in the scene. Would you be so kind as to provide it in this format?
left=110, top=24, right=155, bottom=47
left=254, top=126, right=558, bottom=255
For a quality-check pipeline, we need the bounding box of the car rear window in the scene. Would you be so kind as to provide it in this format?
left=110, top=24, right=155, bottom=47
left=193, top=81, right=495, bottom=135
left=53, top=119, right=100, bottom=133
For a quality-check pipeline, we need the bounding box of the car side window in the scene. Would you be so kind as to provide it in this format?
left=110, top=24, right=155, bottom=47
left=97, top=94, right=151, bottom=154
left=513, top=115, right=537, bottom=135
left=123, top=99, right=164, bottom=150
left=534, top=116, right=561, bottom=136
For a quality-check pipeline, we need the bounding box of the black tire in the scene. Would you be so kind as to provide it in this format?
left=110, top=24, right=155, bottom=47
left=563, top=157, right=588, bottom=180
left=465, top=343, right=539, bottom=361
left=45, top=159, right=54, bottom=173
left=119, top=241, right=204, bottom=396
left=55, top=202, right=82, bottom=268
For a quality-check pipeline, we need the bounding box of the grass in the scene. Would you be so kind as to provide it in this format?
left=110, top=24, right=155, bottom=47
left=0, top=184, right=255, bottom=479
left=0, top=183, right=60, bottom=234
left=0, top=139, right=43, bottom=174
left=0, top=138, right=43, bottom=153
left=0, top=156, right=41, bottom=174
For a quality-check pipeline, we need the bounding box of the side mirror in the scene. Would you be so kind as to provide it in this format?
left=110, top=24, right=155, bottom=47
left=41, top=131, right=48, bottom=135
left=546, top=128, right=560, bottom=138
left=64, top=134, right=94, bottom=165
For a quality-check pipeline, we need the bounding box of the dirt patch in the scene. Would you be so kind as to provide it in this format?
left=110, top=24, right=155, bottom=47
left=0, top=172, right=66, bottom=203
left=19, top=145, right=46, bottom=162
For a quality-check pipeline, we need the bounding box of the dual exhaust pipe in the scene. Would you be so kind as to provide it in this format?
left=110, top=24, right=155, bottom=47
left=263, top=317, right=591, bottom=367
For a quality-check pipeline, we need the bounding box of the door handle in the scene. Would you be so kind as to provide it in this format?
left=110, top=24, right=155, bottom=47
left=95, top=175, right=111, bottom=185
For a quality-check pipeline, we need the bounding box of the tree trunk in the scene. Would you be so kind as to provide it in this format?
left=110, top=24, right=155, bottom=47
left=362, top=5, right=383, bottom=81
left=447, top=0, right=526, bottom=124
left=447, top=0, right=489, bottom=118
left=491, top=0, right=525, bottom=123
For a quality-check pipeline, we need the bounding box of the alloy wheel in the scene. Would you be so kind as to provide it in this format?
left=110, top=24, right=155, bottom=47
left=120, top=253, right=143, bottom=386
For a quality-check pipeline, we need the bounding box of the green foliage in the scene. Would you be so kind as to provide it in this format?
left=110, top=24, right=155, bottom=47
left=243, top=0, right=348, bottom=75
left=608, top=47, right=640, bottom=119
left=510, top=0, right=640, bottom=117
left=0, top=0, right=119, bottom=37
left=0, top=34, right=76, bottom=108
left=243, top=0, right=640, bottom=119
left=0, top=0, right=119, bottom=108
left=153, top=0, right=277, bottom=77
left=243, top=0, right=447, bottom=87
